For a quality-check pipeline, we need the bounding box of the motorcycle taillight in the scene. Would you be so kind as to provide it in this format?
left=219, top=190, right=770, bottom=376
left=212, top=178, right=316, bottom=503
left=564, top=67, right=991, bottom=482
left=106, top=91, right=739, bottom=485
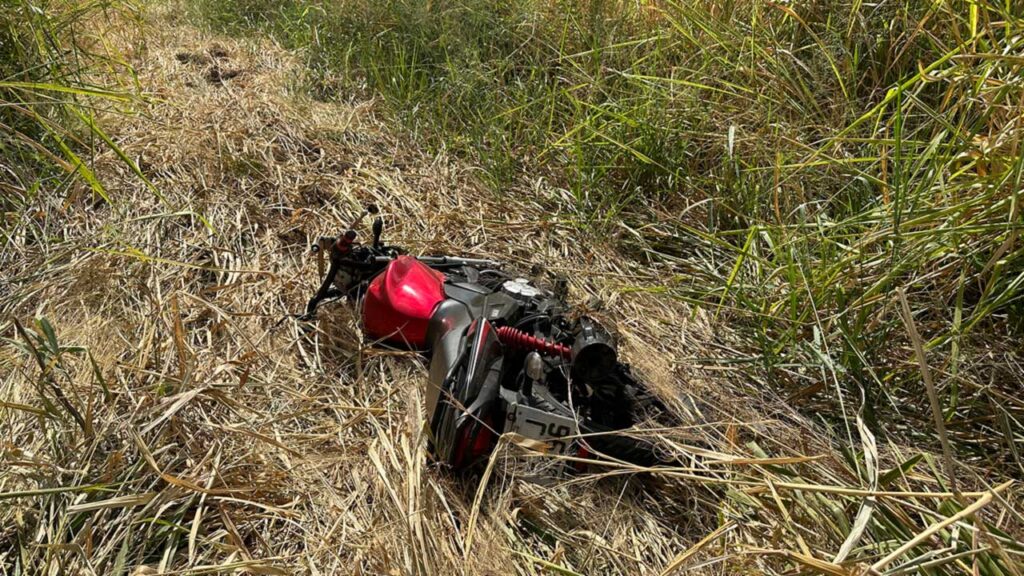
left=452, top=415, right=496, bottom=469
left=571, top=444, right=591, bottom=472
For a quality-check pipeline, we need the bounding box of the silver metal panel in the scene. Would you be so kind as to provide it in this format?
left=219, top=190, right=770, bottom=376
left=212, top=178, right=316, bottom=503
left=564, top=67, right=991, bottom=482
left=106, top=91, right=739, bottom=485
left=503, top=403, right=579, bottom=455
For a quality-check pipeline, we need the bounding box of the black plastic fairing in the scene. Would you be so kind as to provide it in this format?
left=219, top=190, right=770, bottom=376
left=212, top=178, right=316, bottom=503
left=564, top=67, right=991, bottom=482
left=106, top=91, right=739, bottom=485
left=426, top=299, right=473, bottom=432
left=451, top=319, right=503, bottom=466
left=427, top=313, right=504, bottom=466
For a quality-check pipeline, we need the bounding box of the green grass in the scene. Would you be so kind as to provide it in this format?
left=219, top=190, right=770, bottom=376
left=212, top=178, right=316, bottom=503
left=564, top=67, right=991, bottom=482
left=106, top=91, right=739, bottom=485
left=0, top=2, right=1021, bottom=574
left=0, top=0, right=146, bottom=215
left=192, top=0, right=1024, bottom=468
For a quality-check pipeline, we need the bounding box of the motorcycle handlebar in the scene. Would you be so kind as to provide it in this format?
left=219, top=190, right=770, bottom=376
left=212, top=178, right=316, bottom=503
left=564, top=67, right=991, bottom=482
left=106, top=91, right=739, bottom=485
left=371, top=255, right=501, bottom=268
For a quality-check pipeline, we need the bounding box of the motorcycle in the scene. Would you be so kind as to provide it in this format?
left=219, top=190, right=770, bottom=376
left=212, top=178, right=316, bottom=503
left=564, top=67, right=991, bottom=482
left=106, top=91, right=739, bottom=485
left=304, top=205, right=665, bottom=470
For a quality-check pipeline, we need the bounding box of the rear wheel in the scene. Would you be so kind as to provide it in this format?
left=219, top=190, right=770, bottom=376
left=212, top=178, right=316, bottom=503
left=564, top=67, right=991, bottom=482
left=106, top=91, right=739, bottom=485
left=578, top=420, right=663, bottom=467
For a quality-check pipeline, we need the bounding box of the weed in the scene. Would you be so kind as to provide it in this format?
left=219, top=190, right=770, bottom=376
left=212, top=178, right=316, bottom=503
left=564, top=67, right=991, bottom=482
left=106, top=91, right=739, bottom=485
left=192, top=0, right=1024, bottom=469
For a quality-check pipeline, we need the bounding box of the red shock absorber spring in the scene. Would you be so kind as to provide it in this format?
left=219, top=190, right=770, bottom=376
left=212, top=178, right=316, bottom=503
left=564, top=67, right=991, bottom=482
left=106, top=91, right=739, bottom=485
left=496, top=326, right=572, bottom=359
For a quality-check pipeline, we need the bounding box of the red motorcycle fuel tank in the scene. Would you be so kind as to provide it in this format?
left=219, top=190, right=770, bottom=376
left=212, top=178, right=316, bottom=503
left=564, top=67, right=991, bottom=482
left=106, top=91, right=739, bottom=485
left=362, top=255, right=446, bottom=348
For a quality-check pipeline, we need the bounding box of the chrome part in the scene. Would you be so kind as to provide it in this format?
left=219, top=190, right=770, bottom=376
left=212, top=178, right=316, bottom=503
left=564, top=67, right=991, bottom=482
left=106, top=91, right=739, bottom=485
left=524, top=351, right=545, bottom=382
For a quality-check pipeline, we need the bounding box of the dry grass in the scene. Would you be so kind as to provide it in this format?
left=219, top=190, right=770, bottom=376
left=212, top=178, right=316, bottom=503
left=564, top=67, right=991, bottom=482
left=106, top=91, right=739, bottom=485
left=1, top=4, right=1022, bottom=575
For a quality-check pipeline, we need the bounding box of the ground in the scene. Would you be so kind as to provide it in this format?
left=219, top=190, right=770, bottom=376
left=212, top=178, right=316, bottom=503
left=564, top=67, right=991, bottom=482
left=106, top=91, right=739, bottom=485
left=1, top=4, right=1021, bottom=576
